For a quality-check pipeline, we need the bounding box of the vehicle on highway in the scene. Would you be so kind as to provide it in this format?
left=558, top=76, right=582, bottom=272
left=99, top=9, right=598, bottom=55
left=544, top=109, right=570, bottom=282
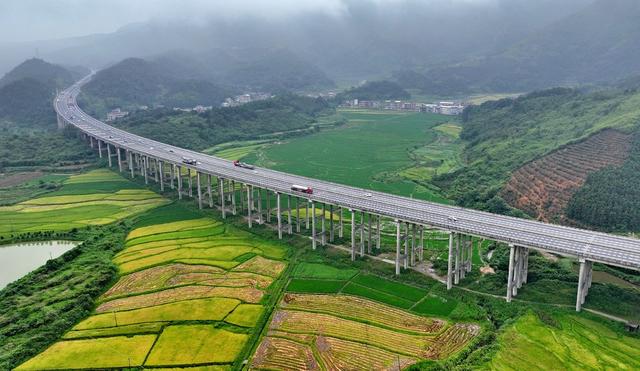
left=291, top=184, right=313, bottom=194
left=233, top=160, right=255, bottom=170
left=182, top=157, right=198, bottom=165
left=448, top=216, right=458, bottom=222
left=167, top=148, right=175, bottom=153
left=364, top=192, right=373, bottom=197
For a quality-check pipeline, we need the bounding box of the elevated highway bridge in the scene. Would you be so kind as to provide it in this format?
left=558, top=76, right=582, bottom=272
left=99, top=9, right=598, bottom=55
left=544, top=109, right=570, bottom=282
left=55, top=74, right=640, bottom=311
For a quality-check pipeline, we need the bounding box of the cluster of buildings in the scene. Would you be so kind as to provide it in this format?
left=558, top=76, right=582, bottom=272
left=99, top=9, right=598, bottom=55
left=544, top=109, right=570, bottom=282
left=221, top=92, right=272, bottom=108
left=173, top=105, right=212, bottom=114
left=341, top=99, right=465, bottom=115
left=106, top=108, right=129, bottom=122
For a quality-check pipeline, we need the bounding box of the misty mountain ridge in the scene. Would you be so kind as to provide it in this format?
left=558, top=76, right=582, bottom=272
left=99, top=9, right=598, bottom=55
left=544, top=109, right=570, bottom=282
left=0, top=58, right=84, bottom=127
left=398, top=0, right=640, bottom=95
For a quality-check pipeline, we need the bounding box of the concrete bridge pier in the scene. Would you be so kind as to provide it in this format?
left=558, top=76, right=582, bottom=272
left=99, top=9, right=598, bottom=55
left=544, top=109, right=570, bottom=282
left=351, top=210, right=357, bottom=260
left=296, top=198, right=301, bottom=232
left=312, top=201, right=317, bottom=250
left=218, top=178, right=225, bottom=218
left=116, top=147, right=123, bottom=172
left=395, top=220, right=402, bottom=275
left=230, top=181, right=237, bottom=215
left=89, top=136, right=94, bottom=149
left=359, top=211, right=365, bottom=257
left=321, top=204, right=327, bottom=245
left=170, top=164, right=175, bottom=189
left=329, top=205, right=335, bottom=242
left=196, top=172, right=202, bottom=209
left=305, top=201, right=310, bottom=229
left=187, top=169, right=193, bottom=197
left=257, top=189, right=264, bottom=224
left=207, top=175, right=213, bottom=208
left=106, top=144, right=113, bottom=167
left=128, top=151, right=134, bottom=178
left=276, top=192, right=282, bottom=239
left=403, top=223, right=409, bottom=269
left=176, top=166, right=183, bottom=200
left=506, top=245, right=529, bottom=302
left=158, top=161, right=164, bottom=191
left=367, top=213, right=373, bottom=253
left=287, top=195, right=293, bottom=234
left=247, top=185, right=253, bottom=228
left=97, top=140, right=103, bottom=158
left=454, top=233, right=461, bottom=284
left=419, top=226, right=424, bottom=261
left=143, top=156, right=149, bottom=184
left=576, top=258, right=593, bottom=311
left=376, top=215, right=381, bottom=250
left=339, top=207, right=344, bottom=238
left=447, top=232, right=454, bottom=290
left=411, top=224, right=417, bottom=266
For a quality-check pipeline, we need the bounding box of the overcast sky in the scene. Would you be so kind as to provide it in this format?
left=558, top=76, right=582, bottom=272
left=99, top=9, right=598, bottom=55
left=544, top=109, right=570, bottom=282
left=0, top=0, right=499, bottom=43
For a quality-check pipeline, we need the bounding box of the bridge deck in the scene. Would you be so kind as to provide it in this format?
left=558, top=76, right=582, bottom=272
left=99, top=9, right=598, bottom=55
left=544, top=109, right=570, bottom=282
left=55, top=75, right=640, bottom=271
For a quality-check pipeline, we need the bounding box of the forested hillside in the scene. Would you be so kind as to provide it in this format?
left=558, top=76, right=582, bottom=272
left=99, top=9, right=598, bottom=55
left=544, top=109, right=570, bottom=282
left=567, top=132, right=640, bottom=231
left=112, top=94, right=331, bottom=151
left=396, top=0, right=640, bottom=95
left=0, top=59, right=81, bottom=127
left=436, top=86, right=640, bottom=216
left=78, top=58, right=235, bottom=117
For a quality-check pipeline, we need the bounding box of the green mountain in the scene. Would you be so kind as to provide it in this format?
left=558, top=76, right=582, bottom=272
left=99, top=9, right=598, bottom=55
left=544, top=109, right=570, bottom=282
left=78, top=58, right=235, bottom=117
left=112, top=94, right=330, bottom=151
left=0, top=58, right=77, bottom=89
left=0, top=59, right=83, bottom=127
left=398, top=0, right=640, bottom=95
left=436, top=84, right=640, bottom=225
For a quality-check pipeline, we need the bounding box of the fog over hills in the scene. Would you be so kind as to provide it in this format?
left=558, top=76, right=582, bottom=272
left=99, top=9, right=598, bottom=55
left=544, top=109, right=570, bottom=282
left=0, top=0, right=597, bottom=91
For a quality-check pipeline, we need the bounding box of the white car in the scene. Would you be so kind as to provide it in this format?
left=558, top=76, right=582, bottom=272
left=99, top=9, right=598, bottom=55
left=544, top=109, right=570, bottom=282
left=364, top=193, right=373, bottom=197
left=448, top=216, right=458, bottom=222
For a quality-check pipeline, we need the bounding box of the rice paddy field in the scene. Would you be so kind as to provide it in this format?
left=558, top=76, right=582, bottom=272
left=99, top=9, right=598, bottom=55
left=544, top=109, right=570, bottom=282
left=251, top=293, right=480, bottom=370
left=18, top=213, right=289, bottom=370
left=486, top=312, right=640, bottom=370
left=241, top=110, right=459, bottom=203
left=0, top=169, right=167, bottom=238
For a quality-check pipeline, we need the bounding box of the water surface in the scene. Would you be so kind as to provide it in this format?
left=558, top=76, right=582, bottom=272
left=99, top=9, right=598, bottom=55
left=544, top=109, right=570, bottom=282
left=0, top=240, right=78, bottom=289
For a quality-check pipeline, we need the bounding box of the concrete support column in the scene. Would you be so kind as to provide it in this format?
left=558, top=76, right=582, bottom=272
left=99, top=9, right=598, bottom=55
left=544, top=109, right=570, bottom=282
left=207, top=175, right=213, bottom=208
left=454, top=233, right=461, bottom=285
left=116, top=147, right=122, bottom=172
left=287, top=195, right=293, bottom=234
left=231, top=180, right=238, bottom=215
left=187, top=169, right=193, bottom=197
left=247, top=185, right=253, bottom=228
left=266, top=190, right=271, bottom=223
left=329, top=205, right=334, bottom=242
left=367, top=213, right=372, bottom=254
left=339, top=207, right=344, bottom=238
left=411, top=224, right=417, bottom=266
left=128, top=151, right=134, bottom=178
left=305, top=201, right=309, bottom=229
left=176, top=165, right=183, bottom=200
left=276, top=193, right=282, bottom=239
left=376, top=215, right=381, bottom=250
left=419, top=226, right=424, bottom=261
left=158, top=161, right=164, bottom=191
left=395, top=220, right=401, bottom=275
left=447, top=232, right=454, bottom=290
left=321, top=204, right=326, bottom=245
left=403, top=223, right=408, bottom=269
left=196, top=172, right=202, bottom=209
left=143, top=156, right=149, bottom=184
left=359, top=211, right=365, bottom=257
left=351, top=210, right=357, bottom=261
left=219, top=178, right=225, bottom=218
left=257, top=189, right=264, bottom=225
left=296, top=198, right=301, bottom=232
left=90, top=136, right=94, bottom=149
left=506, top=244, right=516, bottom=302
left=311, top=201, right=317, bottom=250
left=576, top=259, right=593, bottom=311
left=98, top=140, right=103, bottom=158
left=169, top=164, right=176, bottom=189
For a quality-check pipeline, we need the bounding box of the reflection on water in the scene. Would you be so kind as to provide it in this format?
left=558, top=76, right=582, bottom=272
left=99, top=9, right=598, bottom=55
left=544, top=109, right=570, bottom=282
left=0, top=241, right=78, bottom=289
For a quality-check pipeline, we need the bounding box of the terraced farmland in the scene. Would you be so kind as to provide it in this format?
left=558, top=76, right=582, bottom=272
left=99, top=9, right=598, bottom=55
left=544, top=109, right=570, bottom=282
left=0, top=169, right=167, bottom=237
left=251, top=294, right=480, bottom=370
left=501, top=129, right=631, bottom=222
left=19, top=216, right=288, bottom=370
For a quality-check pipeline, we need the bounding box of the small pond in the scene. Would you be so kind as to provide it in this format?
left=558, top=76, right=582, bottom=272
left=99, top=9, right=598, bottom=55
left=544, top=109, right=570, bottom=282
left=0, top=240, right=78, bottom=289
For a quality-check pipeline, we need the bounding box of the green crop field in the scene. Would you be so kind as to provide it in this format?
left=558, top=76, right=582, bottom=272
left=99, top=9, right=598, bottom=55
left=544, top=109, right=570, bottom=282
left=19, top=203, right=289, bottom=370
left=0, top=169, right=167, bottom=237
left=242, top=110, right=457, bottom=203
left=486, top=312, right=640, bottom=370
